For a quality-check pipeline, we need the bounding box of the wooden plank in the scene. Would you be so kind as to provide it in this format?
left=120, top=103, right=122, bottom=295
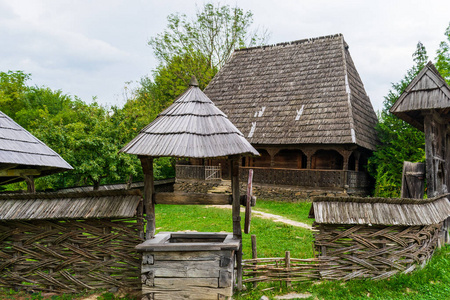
left=154, top=192, right=231, bottom=205
left=143, top=278, right=233, bottom=299
left=152, top=251, right=228, bottom=261
left=142, top=260, right=220, bottom=277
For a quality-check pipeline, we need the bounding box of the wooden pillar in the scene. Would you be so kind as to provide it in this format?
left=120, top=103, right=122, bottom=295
left=267, top=149, right=280, bottom=167
left=341, top=150, right=352, bottom=171
left=230, top=155, right=243, bottom=290
left=424, top=113, right=436, bottom=197
left=354, top=151, right=361, bottom=172
left=303, top=150, right=314, bottom=169
left=22, top=175, right=35, bottom=194
left=140, top=156, right=155, bottom=240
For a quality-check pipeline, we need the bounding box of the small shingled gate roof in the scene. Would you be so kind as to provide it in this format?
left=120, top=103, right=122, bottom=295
left=390, top=62, right=450, bottom=131
left=120, top=76, right=259, bottom=158
left=0, top=111, right=73, bottom=185
left=0, top=190, right=142, bottom=220
left=309, top=195, right=450, bottom=226
left=204, top=34, right=379, bottom=151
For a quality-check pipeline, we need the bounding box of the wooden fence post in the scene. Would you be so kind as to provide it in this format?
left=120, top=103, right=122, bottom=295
left=251, top=235, right=257, bottom=288
left=285, top=251, right=291, bottom=288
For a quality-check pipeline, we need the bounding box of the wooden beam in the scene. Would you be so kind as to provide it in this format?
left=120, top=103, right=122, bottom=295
left=230, top=155, right=243, bottom=290
left=140, top=156, right=155, bottom=240
left=0, top=164, right=18, bottom=171
left=21, top=175, right=35, bottom=194
left=0, top=169, right=40, bottom=177
left=154, top=192, right=232, bottom=205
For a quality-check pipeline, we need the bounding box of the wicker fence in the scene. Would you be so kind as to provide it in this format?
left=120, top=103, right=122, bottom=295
left=243, top=222, right=442, bottom=284
left=0, top=218, right=144, bottom=293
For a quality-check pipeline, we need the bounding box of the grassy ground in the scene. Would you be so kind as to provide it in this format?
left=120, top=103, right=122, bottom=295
left=154, top=203, right=315, bottom=259
left=254, top=199, right=314, bottom=226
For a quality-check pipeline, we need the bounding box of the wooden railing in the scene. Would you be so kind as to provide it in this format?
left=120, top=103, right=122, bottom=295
left=176, top=165, right=222, bottom=181
left=240, top=167, right=370, bottom=189
left=176, top=165, right=370, bottom=189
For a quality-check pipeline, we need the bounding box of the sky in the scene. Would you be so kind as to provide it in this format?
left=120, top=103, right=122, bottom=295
left=1, top=0, right=449, bottom=113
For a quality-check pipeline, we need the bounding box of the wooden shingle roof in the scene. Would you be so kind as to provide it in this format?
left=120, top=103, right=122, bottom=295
left=390, top=62, right=450, bottom=131
left=204, top=34, right=379, bottom=151
left=0, top=111, right=72, bottom=184
left=121, top=77, right=259, bottom=158
left=309, top=195, right=450, bottom=226
left=0, top=190, right=141, bottom=220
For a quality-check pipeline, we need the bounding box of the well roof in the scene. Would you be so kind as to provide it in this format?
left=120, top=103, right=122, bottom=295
left=0, top=111, right=73, bottom=185
left=204, top=34, right=379, bottom=151
left=121, top=77, right=259, bottom=158
left=309, top=195, right=450, bottom=226
left=390, top=62, right=450, bottom=131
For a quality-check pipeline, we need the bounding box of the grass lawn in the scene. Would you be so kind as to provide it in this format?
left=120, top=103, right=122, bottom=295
left=254, top=199, right=314, bottom=226
left=154, top=204, right=315, bottom=259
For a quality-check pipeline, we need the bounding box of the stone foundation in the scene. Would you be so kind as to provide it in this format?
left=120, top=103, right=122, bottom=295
left=175, top=179, right=362, bottom=202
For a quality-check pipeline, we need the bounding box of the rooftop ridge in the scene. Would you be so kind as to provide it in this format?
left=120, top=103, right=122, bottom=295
left=235, top=33, right=344, bottom=52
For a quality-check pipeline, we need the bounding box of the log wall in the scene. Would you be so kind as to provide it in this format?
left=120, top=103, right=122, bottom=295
left=0, top=218, right=144, bottom=293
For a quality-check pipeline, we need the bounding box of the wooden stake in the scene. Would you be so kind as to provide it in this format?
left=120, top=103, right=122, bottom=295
left=251, top=235, right=257, bottom=288
left=285, top=251, right=291, bottom=288
left=230, top=155, right=242, bottom=290
left=140, top=156, right=155, bottom=240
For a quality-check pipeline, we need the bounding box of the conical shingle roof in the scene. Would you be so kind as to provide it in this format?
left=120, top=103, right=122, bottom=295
left=0, top=111, right=73, bottom=184
left=121, top=78, right=259, bottom=158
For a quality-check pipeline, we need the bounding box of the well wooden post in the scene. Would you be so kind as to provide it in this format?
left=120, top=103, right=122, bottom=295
left=140, top=156, right=155, bottom=240
left=231, top=155, right=243, bottom=290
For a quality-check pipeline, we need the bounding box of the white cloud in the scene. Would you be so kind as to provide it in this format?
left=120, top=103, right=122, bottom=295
left=0, top=0, right=449, bottom=111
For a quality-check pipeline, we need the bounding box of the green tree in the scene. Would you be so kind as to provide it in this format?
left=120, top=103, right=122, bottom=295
left=368, top=42, right=428, bottom=197
left=149, top=2, right=269, bottom=70
left=435, top=22, right=450, bottom=83
left=0, top=71, right=30, bottom=119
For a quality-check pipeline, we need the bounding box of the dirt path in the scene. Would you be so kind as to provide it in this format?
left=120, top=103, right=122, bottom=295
left=208, top=206, right=312, bottom=230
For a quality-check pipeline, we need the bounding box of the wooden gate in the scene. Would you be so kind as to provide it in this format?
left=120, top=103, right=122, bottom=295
left=205, top=165, right=221, bottom=180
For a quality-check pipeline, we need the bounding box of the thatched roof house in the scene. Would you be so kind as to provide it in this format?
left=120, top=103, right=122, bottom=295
left=121, top=77, right=258, bottom=158
left=191, top=34, right=378, bottom=194
left=0, top=110, right=72, bottom=188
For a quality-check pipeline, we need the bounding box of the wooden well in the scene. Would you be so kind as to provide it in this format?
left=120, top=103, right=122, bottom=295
left=137, top=232, right=239, bottom=299
left=120, top=76, right=258, bottom=299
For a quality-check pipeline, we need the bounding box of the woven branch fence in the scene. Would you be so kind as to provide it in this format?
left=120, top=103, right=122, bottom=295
left=0, top=218, right=144, bottom=293
left=243, top=223, right=442, bottom=284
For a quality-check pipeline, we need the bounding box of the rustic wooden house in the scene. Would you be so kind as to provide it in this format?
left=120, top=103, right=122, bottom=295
left=0, top=110, right=72, bottom=191
left=178, top=34, right=378, bottom=194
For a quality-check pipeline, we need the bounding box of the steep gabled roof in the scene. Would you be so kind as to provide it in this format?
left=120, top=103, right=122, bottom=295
left=0, top=111, right=72, bottom=185
left=390, top=62, right=450, bottom=131
left=121, top=77, right=259, bottom=158
left=204, top=34, right=379, bottom=151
